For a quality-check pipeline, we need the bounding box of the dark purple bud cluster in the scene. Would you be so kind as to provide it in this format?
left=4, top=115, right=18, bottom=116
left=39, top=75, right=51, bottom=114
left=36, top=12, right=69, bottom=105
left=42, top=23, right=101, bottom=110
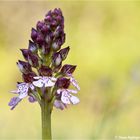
left=16, top=8, right=77, bottom=88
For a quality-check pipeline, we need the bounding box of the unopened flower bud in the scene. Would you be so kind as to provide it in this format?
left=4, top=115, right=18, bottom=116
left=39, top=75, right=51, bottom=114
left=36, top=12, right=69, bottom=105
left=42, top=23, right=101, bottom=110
left=22, top=72, right=36, bottom=83
left=53, top=26, right=62, bottom=38
left=41, top=44, right=50, bottom=55
left=20, top=49, right=31, bottom=61
left=59, top=46, right=70, bottom=60
left=36, top=33, right=44, bottom=46
left=45, top=32, right=52, bottom=44
left=52, top=52, right=62, bottom=66
left=55, top=77, right=70, bottom=89
left=31, top=28, right=38, bottom=41
left=52, top=41, right=61, bottom=51
left=61, top=64, right=76, bottom=75
left=44, top=15, right=52, bottom=23
left=28, top=53, right=39, bottom=68
left=17, top=60, right=32, bottom=74
left=38, top=65, right=52, bottom=76
left=41, top=24, right=50, bottom=34
left=36, top=21, right=44, bottom=30
left=53, top=63, right=62, bottom=73
left=28, top=40, right=38, bottom=53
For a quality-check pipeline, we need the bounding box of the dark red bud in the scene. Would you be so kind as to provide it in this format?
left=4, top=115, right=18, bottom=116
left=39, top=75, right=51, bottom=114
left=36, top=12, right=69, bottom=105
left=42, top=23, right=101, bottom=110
left=61, top=64, right=76, bottom=75
left=55, top=77, right=70, bottom=89
left=59, top=46, right=70, bottom=60
left=38, top=65, right=52, bottom=76
left=20, top=49, right=31, bottom=61
left=22, top=72, right=36, bottom=83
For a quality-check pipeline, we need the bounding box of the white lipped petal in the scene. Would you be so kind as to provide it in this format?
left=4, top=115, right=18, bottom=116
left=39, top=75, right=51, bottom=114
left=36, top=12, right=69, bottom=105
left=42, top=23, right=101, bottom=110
left=17, top=83, right=29, bottom=93
left=33, top=76, right=56, bottom=88
left=33, top=79, right=44, bottom=87
left=70, top=95, right=80, bottom=104
left=18, top=91, right=28, bottom=99
left=44, top=79, right=55, bottom=87
left=61, top=91, right=71, bottom=104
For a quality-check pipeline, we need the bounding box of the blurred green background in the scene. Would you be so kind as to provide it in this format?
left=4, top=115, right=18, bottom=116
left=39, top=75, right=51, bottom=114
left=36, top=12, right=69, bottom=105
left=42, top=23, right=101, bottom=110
left=0, top=1, right=140, bottom=139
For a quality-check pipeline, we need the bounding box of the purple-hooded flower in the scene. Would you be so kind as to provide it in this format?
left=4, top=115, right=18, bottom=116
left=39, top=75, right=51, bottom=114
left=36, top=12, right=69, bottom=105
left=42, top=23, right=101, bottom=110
left=56, top=88, right=79, bottom=105
left=60, top=64, right=80, bottom=90
left=55, top=77, right=70, bottom=89
left=33, top=76, right=57, bottom=88
left=9, top=83, right=34, bottom=110
left=54, top=77, right=79, bottom=109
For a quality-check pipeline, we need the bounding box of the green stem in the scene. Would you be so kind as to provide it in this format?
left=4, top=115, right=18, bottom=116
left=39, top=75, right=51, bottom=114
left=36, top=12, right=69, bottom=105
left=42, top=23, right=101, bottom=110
left=41, top=98, right=52, bottom=140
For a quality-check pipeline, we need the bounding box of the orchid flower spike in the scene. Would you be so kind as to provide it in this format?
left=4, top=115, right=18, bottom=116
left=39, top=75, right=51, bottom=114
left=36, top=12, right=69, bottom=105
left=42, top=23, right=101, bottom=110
left=9, top=8, right=80, bottom=111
